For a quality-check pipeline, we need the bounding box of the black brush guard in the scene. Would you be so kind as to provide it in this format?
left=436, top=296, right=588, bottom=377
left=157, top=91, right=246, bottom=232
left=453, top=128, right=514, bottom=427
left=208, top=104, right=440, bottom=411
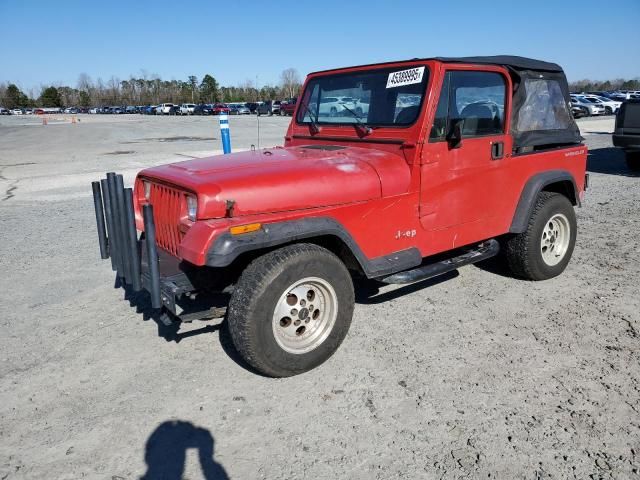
left=91, top=172, right=193, bottom=313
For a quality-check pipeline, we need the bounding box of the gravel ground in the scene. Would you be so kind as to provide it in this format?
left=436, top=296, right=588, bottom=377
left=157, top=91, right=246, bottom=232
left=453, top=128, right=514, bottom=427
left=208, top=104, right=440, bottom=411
left=0, top=114, right=638, bottom=479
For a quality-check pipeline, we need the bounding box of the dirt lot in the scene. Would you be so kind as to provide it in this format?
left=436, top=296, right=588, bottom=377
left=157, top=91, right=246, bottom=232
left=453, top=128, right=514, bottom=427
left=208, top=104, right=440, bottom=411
left=0, top=114, right=638, bottom=479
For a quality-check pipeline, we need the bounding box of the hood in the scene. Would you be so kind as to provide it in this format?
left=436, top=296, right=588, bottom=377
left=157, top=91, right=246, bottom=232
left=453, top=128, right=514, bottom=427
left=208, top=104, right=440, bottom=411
left=139, top=145, right=410, bottom=219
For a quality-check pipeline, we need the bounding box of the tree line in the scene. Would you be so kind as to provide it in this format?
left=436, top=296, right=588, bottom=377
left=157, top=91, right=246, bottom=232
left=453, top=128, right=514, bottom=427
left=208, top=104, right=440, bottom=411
left=0, top=68, right=302, bottom=109
left=568, top=78, right=640, bottom=92
left=3, top=72, right=639, bottom=109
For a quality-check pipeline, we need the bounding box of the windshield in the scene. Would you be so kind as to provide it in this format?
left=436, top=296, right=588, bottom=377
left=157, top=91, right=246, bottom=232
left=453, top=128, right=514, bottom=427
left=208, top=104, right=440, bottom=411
left=297, top=65, right=429, bottom=127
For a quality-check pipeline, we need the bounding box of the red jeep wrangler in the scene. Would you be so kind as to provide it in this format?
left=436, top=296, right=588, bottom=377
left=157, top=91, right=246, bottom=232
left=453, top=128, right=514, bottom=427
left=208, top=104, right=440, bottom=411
left=91, top=56, right=587, bottom=377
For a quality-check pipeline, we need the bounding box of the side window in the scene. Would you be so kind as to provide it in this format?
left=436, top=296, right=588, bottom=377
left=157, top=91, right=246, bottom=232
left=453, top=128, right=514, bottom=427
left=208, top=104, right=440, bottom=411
left=450, top=71, right=506, bottom=137
left=429, top=70, right=506, bottom=141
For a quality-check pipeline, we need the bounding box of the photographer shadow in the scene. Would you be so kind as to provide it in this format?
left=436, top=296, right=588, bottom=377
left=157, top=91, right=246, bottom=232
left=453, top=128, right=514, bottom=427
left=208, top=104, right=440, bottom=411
left=141, top=420, right=229, bottom=480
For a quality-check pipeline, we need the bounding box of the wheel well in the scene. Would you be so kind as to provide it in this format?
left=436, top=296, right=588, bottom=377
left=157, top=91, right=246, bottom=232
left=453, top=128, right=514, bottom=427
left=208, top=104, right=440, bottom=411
left=303, top=235, right=364, bottom=275
left=221, top=235, right=365, bottom=286
left=541, top=180, right=577, bottom=206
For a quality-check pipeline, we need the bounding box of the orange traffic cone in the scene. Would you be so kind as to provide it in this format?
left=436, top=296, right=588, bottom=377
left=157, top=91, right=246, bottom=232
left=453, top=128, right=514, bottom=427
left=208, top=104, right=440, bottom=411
left=71, top=116, right=76, bottom=124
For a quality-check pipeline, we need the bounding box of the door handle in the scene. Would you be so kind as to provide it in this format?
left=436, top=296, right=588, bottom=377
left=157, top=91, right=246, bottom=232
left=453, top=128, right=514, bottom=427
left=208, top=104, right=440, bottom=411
left=491, top=141, right=504, bottom=160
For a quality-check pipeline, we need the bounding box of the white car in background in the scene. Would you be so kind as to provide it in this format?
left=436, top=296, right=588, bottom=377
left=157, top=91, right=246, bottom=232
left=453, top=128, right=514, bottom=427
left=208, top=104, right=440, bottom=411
left=318, top=96, right=357, bottom=117
left=156, top=103, right=175, bottom=115
left=179, top=103, right=196, bottom=115
left=570, top=96, right=606, bottom=116
left=583, top=95, right=622, bottom=115
left=10, top=108, right=23, bottom=115
left=352, top=98, right=370, bottom=116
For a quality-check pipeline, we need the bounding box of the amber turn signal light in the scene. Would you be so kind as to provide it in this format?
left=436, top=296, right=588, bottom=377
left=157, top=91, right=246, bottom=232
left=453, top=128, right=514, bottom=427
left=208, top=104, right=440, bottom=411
left=230, top=223, right=262, bottom=235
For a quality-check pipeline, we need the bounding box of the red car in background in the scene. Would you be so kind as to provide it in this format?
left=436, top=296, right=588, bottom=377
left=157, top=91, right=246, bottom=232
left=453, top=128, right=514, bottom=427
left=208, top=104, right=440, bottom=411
left=279, top=97, right=297, bottom=116
left=212, top=103, right=230, bottom=115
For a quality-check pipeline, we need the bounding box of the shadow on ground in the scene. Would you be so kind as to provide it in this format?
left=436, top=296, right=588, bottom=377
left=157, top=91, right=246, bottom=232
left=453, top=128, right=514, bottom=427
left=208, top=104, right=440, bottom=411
left=587, top=147, right=639, bottom=177
left=116, top=269, right=467, bottom=375
left=141, top=420, right=229, bottom=480
left=353, top=271, right=458, bottom=304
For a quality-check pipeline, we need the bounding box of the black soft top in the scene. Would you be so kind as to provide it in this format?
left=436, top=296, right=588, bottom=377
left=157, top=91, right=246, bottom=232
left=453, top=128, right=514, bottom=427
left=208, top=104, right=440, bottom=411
left=310, top=55, right=563, bottom=75
left=433, top=55, right=563, bottom=72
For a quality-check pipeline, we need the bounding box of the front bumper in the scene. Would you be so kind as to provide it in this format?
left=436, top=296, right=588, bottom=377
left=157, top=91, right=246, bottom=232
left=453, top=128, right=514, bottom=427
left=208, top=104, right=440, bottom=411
left=91, top=172, right=195, bottom=314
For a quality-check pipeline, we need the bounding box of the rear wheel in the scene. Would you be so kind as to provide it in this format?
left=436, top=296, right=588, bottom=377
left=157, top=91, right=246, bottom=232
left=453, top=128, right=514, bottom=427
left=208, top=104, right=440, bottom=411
left=605, top=106, right=612, bottom=115
left=626, top=152, right=640, bottom=172
left=503, top=192, right=577, bottom=280
left=227, top=243, right=354, bottom=377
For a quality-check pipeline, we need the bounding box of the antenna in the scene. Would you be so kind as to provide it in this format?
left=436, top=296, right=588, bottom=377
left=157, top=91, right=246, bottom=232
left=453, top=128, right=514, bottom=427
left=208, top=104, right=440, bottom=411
left=256, top=74, right=260, bottom=150
left=257, top=113, right=260, bottom=150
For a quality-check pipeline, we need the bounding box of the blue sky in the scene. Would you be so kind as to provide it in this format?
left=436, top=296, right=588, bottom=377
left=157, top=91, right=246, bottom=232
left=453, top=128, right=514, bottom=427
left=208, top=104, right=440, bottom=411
left=1, top=0, right=638, bottom=93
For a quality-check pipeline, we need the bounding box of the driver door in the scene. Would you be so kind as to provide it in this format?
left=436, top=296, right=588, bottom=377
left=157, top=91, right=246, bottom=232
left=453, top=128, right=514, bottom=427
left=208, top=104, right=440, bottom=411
left=419, top=68, right=512, bottom=248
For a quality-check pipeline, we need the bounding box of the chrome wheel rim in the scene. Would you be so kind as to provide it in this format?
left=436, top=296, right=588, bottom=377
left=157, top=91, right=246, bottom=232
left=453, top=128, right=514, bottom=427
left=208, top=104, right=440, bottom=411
left=272, top=277, right=338, bottom=354
left=541, top=213, right=570, bottom=266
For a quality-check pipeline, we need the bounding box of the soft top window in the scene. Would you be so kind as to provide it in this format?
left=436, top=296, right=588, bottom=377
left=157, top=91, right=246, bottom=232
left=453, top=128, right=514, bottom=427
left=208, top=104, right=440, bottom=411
left=514, top=79, right=573, bottom=133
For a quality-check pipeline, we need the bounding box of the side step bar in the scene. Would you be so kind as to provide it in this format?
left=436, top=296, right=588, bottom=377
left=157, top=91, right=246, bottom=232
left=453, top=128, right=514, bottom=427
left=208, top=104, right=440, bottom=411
left=381, top=239, right=500, bottom=285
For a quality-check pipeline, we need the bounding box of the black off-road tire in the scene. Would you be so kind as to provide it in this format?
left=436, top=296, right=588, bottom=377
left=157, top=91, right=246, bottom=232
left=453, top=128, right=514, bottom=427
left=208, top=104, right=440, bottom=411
left=227, top=243, right=355, bottom=377
left=503, top=192, right=577, bottom=280
left=626, top=152, right=640, bottom=172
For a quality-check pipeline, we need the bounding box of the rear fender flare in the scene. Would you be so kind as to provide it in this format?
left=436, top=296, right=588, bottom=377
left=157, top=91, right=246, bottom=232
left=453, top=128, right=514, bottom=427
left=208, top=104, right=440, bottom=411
left=509, top=170, right=579, bottom=233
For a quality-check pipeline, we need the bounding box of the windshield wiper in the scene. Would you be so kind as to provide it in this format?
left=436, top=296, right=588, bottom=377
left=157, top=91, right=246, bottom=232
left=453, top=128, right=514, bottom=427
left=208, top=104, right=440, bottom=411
left=299, top=100, right=320, bottom=134
left=341, top=104, right=372, bottom=136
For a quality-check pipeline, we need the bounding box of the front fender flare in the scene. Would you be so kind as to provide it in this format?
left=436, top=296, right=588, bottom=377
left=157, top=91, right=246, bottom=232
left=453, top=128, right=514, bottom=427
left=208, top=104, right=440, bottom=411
left=205, top=217, right=422, bottom=278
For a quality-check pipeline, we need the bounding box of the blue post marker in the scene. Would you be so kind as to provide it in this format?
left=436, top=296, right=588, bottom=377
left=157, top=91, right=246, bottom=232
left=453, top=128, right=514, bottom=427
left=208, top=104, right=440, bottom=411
left=219, top=112, right=231, bottom=154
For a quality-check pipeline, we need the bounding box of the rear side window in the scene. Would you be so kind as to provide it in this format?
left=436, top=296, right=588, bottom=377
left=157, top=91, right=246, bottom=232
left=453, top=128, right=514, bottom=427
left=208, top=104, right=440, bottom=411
left=515, top=79, right=572, bottom=132
left=430, top=71, right=506, bottom=140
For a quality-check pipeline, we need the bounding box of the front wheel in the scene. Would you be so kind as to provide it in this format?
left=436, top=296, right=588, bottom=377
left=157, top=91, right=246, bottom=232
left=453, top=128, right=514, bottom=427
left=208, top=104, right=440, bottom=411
left=227, top=243, right=354, bottom=377
left=503, top=192, right=577, bottom=280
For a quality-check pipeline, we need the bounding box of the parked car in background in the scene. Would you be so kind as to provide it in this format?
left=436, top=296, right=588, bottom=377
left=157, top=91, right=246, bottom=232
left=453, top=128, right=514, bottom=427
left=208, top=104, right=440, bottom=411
left=352, top=98, right=370, bottom=116
left=212, top=103, right=230, bottom=115
left=193, top=104, right=214, bottom=115
left=256, top=100, right=280, bottom=116
left=246, top=102, right=259, bottom=113
left=156, top=103, right=175, bottom=115
left=582, top=95, right=622, bottom=115
left=570, top=96, right=605, bottom=116
left=279, top=98, right=297, bottom=116
left=24, top=108, right=34, bottom=115
left=318, top=96, right=347, bottom=117
left=179, top=103, right=196, bottom=115
left=0, top=107, right=9, bottom=115
left=143, top=105, right=157, bottom=115
left=125, top=106, right=137, bottom=114
left=229, top=103, right=251, bottom=115
left=10, top=108, right=23, bottom=115
left=64, top=107, right=79, bottom=114
left=571, top=104, right=588, bottom=118
left=168, top=105, right=181, bottom=115
left=613, top=99, right=640, bottom=171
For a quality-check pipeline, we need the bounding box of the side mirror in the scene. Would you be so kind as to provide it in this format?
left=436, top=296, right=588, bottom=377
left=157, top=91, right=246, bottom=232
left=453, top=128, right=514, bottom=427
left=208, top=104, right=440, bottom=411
left=447, top=119, right=464, bottom=149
